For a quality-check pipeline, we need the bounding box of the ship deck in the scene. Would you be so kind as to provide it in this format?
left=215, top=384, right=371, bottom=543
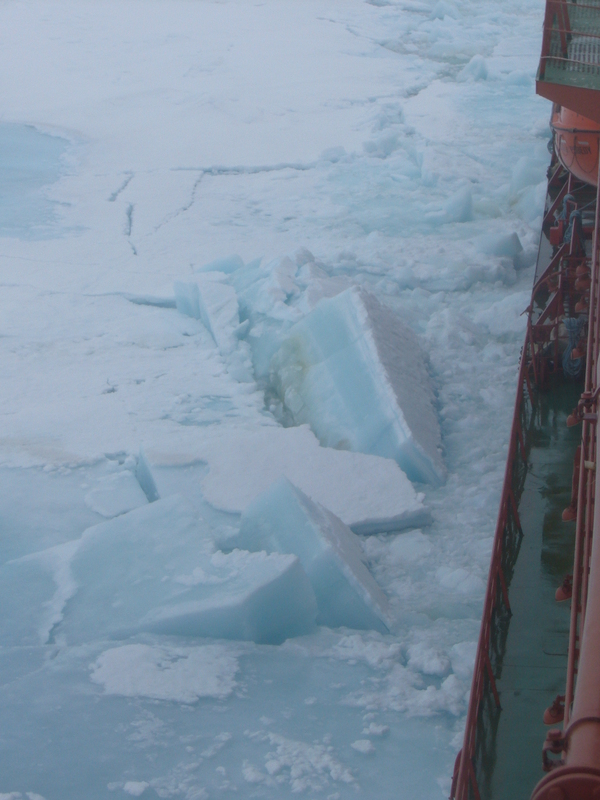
left=479, top=383, right=580, bottom=799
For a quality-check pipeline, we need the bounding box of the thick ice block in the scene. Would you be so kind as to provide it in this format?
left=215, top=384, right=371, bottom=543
left=236, top=478, right=390, bottom=633
left=138, top=548, right=316, bottom=644
left=178, top=423, right=430, bottom=535
left=271, top=288, right=444, bottom=485
left=136, top=449, right=160, bottom=502
left=62, top=496, right=317, bottom=644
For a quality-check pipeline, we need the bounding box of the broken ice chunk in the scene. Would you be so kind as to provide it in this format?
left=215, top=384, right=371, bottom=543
left=174, top=273, right=253, bottom=382
left=140, top=549, right=317, bottom=644
left=136, top=449, right=160, bottom=503
left=84, top=470, right=148, bottom=518
left=193, top=278, right=241, bottom=355
left=230, top=255, right=303, bottom=381
left=172, top=424, right=430, bottom=534
left=62, top=496, right=317, bottom=645
left=271, top=287, right=444, bottom=485
left=174, top=280, right=201, bottom=319
left=196, top=254, right=244, bottom=274
left=236, top=478, right=390, bottom=633
left=173, top=281, right=215, bottom=342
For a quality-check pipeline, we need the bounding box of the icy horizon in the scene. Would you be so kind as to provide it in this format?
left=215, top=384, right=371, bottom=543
left=0, top=1, right=550, bottom=798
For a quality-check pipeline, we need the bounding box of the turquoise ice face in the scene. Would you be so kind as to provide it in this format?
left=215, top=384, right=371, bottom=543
left=0, top=123, right=68, bottom=239
left=271, top=288, right=445, bottom=486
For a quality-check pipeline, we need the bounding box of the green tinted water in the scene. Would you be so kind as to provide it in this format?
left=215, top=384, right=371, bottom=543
left=484, top=382, right=581, bottom=800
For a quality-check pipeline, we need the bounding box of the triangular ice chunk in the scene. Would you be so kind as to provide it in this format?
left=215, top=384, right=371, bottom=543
left=271, top=287, right=445, bottom=485
left=236, top=478, right=390, bottom=634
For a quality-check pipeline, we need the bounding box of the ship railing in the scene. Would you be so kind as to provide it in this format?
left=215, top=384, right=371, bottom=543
left=564, top=223, right=599, bottom=732
left=530, top=162, right=600, bottom=800
left=451, top=164, right=587, bottom=800
left=539, top=0, right=600, bottom=83
left=450, top=309, right=533, bottom=800
left=450, top=342, right=534, bottom=800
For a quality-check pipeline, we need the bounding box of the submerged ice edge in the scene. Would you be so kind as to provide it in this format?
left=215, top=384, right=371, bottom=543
left=0, top=123, right=70, bottom=239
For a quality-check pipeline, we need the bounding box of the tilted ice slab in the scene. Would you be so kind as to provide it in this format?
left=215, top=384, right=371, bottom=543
left=0, top=497, right=318, bottom=646
left=236, top=478, right=391, bottom=633
left=173, top=280, right=216, bottom=342
left=154, top=424, right=430, bottom=535
left=271, top=288, right=445, bottom=485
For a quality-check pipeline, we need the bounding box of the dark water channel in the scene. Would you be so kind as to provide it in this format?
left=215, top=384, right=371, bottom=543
left=483, top=381, right=581, bottom=799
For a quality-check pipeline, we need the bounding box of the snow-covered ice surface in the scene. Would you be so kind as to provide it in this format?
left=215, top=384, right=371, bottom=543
left=0, top=1, right=550, bottom=798
left=146, top=425, right=430, bottom=534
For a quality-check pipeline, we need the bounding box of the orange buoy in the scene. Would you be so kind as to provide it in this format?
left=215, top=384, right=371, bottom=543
left=552, top=105, right=600, bottom=186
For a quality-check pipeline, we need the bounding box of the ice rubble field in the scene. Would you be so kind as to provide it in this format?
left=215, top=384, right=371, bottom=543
left=0, top=1, right=551, bottom=798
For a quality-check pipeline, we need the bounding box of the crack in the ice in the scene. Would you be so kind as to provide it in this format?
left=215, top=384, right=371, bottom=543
left=154, top=173, right=205, bottom=232
left=125, top=203, right=137, bottom=255
left=125, top=203, right=134, bottom=237
left=172, top=161, right=318, bottom=177
left=153, top=162, right=318, bottom=232
left=83, top=291, right=177, bottom=308
left=108, top=172, right=134, bottom=202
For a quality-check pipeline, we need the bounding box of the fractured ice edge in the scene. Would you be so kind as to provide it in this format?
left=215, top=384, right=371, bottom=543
left=0, top=497, right=318, bottom=646
left=0, top=486, right=395, bottom=646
